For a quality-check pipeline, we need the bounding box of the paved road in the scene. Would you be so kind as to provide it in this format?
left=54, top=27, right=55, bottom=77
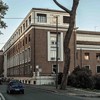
left=0, top=84, right=99, bottom=100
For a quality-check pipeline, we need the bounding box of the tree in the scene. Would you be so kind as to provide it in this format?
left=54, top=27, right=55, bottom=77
left=67, top=67, right=94, bottom=89
left=0, top=0, right=8, bottom=34
left=53, top=0, right=80, bottom=90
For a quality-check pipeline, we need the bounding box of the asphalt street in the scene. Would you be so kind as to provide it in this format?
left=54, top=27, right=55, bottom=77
left=0, top=84, right=100, bottom=100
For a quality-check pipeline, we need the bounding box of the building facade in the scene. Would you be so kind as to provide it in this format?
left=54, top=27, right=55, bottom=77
left=0, top=50, right=3, bottom=76
left=76, top=30, right=100, bottom=75
left=2, top=8, right=76, bottom=84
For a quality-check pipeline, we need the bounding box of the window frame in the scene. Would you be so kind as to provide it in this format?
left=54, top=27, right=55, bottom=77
left=52, top=64, right=59, bottom=74
left=96, top=53, right=100, bottom=61
left=84, top=53, right=90, bottom=60
left=96, top=65, right=100, bottom=73
left=84, top=65, right=90, bottom=70
left=37, top=13, right=47, bottom=23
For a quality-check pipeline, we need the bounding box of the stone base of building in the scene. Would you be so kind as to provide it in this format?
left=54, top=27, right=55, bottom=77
left=7, top=76, right=56, bottom=85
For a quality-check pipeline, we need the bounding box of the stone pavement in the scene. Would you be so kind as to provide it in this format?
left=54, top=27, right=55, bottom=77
left=32, top=85, right=100, bottom=98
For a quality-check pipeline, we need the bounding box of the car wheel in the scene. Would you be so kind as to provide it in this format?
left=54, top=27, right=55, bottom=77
left=22, top=90, right=24, bottom=94
left=7, top=90, right=9, bottom=94
left=8, top=90, right=12, bottom=94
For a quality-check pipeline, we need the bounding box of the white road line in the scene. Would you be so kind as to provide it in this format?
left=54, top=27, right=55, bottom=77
left=0, top=93, right=5, bottom=100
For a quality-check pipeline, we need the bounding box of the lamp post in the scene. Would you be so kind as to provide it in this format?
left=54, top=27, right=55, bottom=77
left=74, top=27, right=78, bottom=68
left=55, top=16, right=58, bottom=89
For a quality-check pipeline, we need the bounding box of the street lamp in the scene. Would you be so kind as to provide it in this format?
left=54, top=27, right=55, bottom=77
left=74, top=27, right=78, bottom=68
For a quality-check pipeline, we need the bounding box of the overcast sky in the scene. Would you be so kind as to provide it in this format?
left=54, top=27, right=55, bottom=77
left=1, top=0, right=100, bottom=49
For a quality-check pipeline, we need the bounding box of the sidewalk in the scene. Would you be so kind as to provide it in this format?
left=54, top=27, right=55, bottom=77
left=32, top=85, right=100, bottom=98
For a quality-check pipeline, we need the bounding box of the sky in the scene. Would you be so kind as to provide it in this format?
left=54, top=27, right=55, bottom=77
left=1, top=0, right=100, bottom=49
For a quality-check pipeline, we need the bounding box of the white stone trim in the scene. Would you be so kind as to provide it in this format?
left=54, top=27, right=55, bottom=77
left=47, top=31, right=50, bottom=61
left=77, top=44, right=100, bottom=50
left=77, top=34, right=100, bottom=42
left=34, top=25, right=68, bottom=31
left=60, top=32, right=63, bottom=61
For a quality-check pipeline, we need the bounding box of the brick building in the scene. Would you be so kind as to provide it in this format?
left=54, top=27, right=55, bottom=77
left=76, top=30, right=100, bottom=75
left=2, top=8, right=75, bottom=84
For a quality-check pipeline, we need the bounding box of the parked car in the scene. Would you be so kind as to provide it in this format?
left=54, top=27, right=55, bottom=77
left=6, top=80, right=24, bottom=94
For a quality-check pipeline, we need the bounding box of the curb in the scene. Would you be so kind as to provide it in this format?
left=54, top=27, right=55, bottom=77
left=28, top=85, right=100, bottom=98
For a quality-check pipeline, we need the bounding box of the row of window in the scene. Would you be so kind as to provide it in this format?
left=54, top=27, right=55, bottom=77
left=77, top=52, right=100, bottom=61
left=5, top=15, right=32, bottom=51
left=7, top=34, right=31, bottom=58
left=7, top=64, right=59, bottom=76
left=84, top=65, right=100, bottom=73
left=7, top=64, right=100, bottom=76
left=84, top=53, right=100, bottom=60
left=7, top=48, right=31, bottom=68
left=7, top=64, right=32, bottom=76
left=37, top=13, right=70, bottom=23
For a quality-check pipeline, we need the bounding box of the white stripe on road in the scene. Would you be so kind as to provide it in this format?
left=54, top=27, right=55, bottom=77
left=0, top=93, right=5, bottom=100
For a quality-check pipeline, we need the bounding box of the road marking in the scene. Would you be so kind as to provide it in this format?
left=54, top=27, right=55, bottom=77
left=0, top=93, right=5, bottom=100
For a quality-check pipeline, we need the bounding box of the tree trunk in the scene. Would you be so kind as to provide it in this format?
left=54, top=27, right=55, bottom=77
left=53, top=0, right=80, bottom=90
left=60, top=48, right=70, bottom=89
left=60, top=0, right=80, bottom=90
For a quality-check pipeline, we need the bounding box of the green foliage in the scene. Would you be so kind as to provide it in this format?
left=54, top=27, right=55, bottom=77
left=93, top=75, right=100, bottom=90
left=0, top=0, right=8, bottom=29
left=58, top=67, right=100, bottom=90
left=67, top=66, right=94, bottom=89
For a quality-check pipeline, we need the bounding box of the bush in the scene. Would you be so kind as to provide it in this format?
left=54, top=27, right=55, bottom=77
left=67, top=66, right=94, bottom=89
left=93, top=75, right=100, bottom=90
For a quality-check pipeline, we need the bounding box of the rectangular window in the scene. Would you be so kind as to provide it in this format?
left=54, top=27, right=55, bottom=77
left=19, top=29, right=20, bottom=35
left=29, top=15, right=31, bottom=25
left=52, top=64, right=59, bottom=74
left=28, top=48, right=31, bottom=61
left=84, top=53, right=89, bottom=60
left=26, top=20, right=28, bottom=28
left=25, top=50, right=27, bottom=62
left=48, top=31, right=63, bottom=61
left=22, top=51, right=24, bottom=63
left=20, top=26, right=22, bottom=33
left=37, top=13, right=47, bottom=23
left=19, top=53, right=21, bottom=64
left=84, top=65, right=90, bottom=70
left=23, top=39, right=24, bottom=46
left=25, top=37, right=27, bottom=44
left=23, top=23, right=25, bottom=31
left=20, top=41, right=21, bottom=47
left=63, top=16, right=70, bottom=23
left=96, top=53, right=100, bottom=60
left=97, top=66, right=100, bottom=73
left=50, top=33, right=60, bottom=60
left=28, top=34, right=31, bottom=42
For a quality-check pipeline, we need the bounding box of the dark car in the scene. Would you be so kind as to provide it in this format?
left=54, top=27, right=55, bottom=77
left=6, top=80, right=24, bottom=94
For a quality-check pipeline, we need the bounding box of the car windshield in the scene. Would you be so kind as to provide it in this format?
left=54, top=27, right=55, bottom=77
left=9, top=80, right=22, bottom=85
